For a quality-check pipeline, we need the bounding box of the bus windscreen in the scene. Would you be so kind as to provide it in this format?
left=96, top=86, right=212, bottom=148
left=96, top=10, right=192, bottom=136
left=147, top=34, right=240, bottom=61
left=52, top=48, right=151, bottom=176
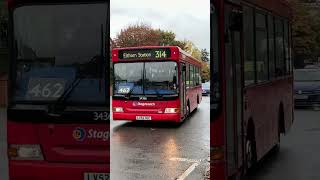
left=114, top=61, right=178, bottom=97
left=12, top=3, right=108, bottom=105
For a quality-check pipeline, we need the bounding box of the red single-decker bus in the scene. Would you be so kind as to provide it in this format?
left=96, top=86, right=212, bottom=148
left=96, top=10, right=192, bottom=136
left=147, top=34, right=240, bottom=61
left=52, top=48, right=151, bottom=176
left=211, top=0, right=294, bottom=179
left=112, top=46, right=202, bottom=123
left=6, top=0, right=110, bottom=180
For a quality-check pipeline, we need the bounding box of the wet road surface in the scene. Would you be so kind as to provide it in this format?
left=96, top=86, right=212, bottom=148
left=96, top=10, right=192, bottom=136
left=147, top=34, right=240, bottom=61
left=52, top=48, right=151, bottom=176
left=111, top=97, right=210, bottom=180
left=247, top=110, right=320, bottom=180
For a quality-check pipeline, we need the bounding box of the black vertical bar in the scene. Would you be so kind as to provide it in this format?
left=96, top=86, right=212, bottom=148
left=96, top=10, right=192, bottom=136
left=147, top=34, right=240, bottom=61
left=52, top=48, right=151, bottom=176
left=106, top=0, right=110, bottom=109
left=8, top=6, right=15, bottom=107
left=274, top=17, right=277, bottom=77
left=253, top=8, right=257, bottom=83
left=266, top=14, right=270, bottom=81
left=282, top=19, right=286, bottom=75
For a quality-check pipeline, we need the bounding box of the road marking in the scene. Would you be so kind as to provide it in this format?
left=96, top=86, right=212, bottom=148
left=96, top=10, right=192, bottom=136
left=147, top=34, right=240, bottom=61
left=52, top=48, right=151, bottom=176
left=169, top=157, right=200, bottom=163
left=176, top=162, right=199, bottom=180
left=170, top=157, right=202, bottom=180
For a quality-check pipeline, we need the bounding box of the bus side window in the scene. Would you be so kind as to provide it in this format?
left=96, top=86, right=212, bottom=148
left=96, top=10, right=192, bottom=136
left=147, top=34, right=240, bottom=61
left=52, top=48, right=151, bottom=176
left=275, top=18, right=285, bottom=77
left=190, top=65, right=194, bottom=87
left=186, top=64, right=190, bottom=88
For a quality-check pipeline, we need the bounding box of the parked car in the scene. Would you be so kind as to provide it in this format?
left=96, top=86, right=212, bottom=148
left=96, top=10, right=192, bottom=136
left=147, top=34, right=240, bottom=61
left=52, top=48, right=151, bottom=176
left=294, top=69, right=320, bottom=107
left=202, top=82, right=210, bottom=96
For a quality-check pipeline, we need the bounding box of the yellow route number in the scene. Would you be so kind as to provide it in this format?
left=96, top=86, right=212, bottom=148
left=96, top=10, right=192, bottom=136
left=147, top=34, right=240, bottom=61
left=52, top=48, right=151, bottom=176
left=155, top=50, right=167, bottom=58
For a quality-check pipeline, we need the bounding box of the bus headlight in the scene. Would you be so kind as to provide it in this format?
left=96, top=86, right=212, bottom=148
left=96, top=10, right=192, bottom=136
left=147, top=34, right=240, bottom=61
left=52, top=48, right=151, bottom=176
left=8, top=145, right=44, bottom=160
left=113, top=107, right=124, bottom=112
left=164, top=108, right=180, bottom=114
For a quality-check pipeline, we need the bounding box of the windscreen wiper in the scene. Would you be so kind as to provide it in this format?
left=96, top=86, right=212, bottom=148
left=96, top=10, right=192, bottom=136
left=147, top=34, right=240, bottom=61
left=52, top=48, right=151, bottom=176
left=48, top=24, right=106, bottom=116
left=47, top=75, right=83, bottom=116
left=47, top=56, right=102, bottom=116
left=154, top=89, right=163, bottom=99
left=125, top=87, right=135, bottom=100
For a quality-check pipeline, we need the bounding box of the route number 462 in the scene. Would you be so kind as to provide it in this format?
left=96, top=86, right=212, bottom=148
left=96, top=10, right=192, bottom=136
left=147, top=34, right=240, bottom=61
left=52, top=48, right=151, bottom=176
left=118, top=87, right=130, bottom=94
left=29, top=83, right=64, bottom=98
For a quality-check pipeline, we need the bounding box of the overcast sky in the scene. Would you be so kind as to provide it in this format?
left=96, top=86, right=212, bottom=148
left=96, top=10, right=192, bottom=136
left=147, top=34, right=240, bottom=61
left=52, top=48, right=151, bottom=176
left=110, top=0, right=210, bottom=50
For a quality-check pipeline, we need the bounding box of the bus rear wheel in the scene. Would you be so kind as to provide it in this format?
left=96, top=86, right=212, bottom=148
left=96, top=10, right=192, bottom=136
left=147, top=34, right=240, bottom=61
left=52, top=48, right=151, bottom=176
left=245, top=134, right=257, bottom=172
left=187, top=103, right=191, bottom=116
left=274, top=109, right=283, bottom=152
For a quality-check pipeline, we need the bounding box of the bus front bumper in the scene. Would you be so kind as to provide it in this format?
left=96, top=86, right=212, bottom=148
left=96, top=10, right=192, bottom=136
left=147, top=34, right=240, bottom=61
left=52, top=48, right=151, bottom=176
left=9, top=161, right=110, bottom=180
left=113, top=112, right=181, bottom=122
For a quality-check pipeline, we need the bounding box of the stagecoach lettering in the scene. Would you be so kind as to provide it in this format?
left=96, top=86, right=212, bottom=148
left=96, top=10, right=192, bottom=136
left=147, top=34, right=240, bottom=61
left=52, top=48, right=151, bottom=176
left=88, top=129, right=109, bottom=141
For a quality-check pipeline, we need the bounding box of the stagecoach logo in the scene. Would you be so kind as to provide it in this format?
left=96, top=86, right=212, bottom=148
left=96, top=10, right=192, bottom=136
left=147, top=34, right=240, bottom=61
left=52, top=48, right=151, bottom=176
left=73, top=128, right=109, bottom=142
left=73, top=127, right=86, bottom=141
left=133, top=102, right=156, bottom=107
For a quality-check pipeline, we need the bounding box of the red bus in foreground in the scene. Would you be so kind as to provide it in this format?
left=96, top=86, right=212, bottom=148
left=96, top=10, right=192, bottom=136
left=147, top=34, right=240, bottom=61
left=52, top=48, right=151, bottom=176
left=6, top=0, right=110, bottom=179
left=211, top=0, right=294, bottom=179
left=112, top=46, right=202, bottom=123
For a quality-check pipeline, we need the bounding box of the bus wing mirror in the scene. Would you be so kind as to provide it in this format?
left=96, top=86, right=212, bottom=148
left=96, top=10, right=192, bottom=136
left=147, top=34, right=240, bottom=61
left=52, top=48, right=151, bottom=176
left=182, top=66, right=186, bottom=71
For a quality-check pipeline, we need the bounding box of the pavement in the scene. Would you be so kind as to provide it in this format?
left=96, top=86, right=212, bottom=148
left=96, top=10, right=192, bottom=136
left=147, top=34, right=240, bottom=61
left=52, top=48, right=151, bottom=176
left=110, top=97, right=210, bottom=180
left=0, top=108, right=8, bottom=180
left=247, top=109, right=320, bottom=180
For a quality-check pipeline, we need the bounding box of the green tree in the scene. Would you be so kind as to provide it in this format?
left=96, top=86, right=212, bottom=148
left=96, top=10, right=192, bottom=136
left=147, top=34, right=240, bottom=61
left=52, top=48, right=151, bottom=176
left=290, top=0, right=320, bottom=59
left=201, top=49, right=209, bottom=62
left=114, top=23, right=188, bottom=49
left=184, top=40, right=202, bottom=60
left=156, top=30, right=187, bottom=48
left=201, top=62, right=210, bottom=83
left=114, top=23, right=161, bottom=48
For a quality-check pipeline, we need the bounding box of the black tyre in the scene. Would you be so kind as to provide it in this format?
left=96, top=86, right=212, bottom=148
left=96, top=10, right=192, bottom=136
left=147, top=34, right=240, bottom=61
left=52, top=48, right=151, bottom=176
left=245, top=128, right=257, bottom=172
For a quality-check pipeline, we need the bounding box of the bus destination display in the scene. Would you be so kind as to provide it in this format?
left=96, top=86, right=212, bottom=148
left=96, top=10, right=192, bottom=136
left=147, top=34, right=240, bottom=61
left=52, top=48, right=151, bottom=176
left=119, top=48, right=171, bottom=60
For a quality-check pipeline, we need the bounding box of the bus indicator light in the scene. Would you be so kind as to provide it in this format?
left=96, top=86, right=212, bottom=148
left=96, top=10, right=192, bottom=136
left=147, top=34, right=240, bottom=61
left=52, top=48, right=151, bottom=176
left=113, top=107, right=124, bottom=112
left=164, top=108, right=180, bottom=114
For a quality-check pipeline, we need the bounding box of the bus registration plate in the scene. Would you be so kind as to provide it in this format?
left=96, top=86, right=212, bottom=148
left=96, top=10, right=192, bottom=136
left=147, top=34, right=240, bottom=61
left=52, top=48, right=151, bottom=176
left=84, top=173, right=109, bottom=180
left=136, top=116, right=152, bottom=120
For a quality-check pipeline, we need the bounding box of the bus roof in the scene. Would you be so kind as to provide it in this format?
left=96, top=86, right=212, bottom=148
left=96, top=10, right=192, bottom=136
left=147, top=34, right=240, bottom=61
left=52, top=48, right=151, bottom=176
left=112, top=46, right=202, bottom=66
left=243, top=0, right=292, bottom=18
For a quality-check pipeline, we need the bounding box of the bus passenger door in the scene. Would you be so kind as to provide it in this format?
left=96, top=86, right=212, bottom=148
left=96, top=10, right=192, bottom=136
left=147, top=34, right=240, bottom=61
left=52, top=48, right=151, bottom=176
left=224, top=4, right=244, bottom=176
left=180, top=63, right=187, bottom=118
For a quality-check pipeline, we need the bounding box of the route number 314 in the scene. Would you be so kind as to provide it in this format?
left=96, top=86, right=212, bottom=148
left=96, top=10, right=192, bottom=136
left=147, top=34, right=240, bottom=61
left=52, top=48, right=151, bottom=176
left=155, top=50, right=167, bottom=58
